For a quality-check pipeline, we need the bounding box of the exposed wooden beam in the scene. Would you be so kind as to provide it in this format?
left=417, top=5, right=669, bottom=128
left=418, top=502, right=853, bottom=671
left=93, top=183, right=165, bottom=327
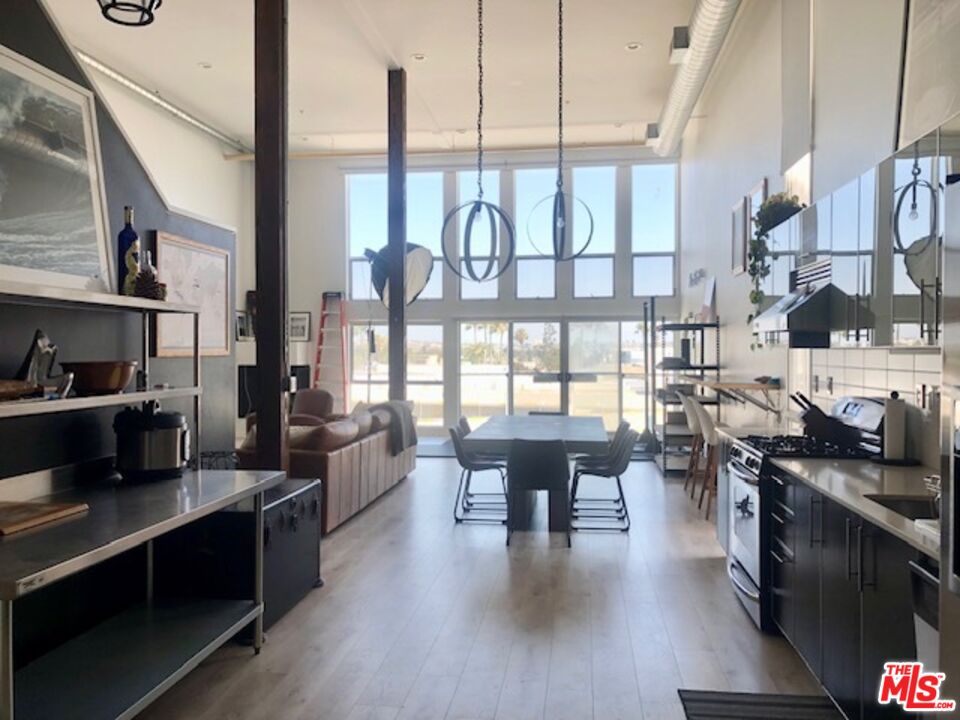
left=254, top=0, right=289, bottom=470
left=387, top=68, right=407, bottom=400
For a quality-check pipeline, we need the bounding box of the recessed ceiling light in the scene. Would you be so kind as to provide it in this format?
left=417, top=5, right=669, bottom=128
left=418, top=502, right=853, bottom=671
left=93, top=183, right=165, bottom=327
left=624, top=42, right=643, bottom=52
left=411, top=52, right=427, bottom=62
left=198, top=61, right=213, bottom=69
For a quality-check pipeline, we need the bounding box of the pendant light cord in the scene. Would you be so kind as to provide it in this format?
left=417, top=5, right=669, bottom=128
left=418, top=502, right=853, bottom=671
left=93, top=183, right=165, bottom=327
left=476, top=0, right=485, bottom=199
left=556, top=0, right=564, bottom=191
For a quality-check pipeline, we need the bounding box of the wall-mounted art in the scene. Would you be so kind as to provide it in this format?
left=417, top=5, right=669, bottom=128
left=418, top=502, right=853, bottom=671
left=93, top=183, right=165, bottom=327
left=731, top=197, right=748, bottom=275
left=155, top=232, right=230, bottom=357
left=289, top=312, right=312, bottom=342
left=0, top=44, right=112, bottom=292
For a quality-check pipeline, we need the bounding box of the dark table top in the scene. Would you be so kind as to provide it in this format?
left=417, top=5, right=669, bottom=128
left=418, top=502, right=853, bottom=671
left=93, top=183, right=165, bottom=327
left=463, top=415, right=609, bottom=454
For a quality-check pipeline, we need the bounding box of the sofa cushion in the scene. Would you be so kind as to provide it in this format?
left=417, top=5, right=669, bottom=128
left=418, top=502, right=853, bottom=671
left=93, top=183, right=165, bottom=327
left=311, top=418, right=360, bottom=451
left=351, top=410, right=374, bottom=438
left=370, top=408, right=392, bottom=432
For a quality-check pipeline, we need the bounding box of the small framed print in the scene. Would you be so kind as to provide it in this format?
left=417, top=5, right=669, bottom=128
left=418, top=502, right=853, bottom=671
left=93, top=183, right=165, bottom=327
left=731, top=198, right=748, bottom=276
left=289, top=312, right=312, bottom=342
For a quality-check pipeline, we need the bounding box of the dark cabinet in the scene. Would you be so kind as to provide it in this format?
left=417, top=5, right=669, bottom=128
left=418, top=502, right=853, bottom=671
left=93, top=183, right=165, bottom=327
left=764, top=471, right=923, bottom=720
left=821, top=500, right=863, bottom=720
left=860, top=522, right=918, bottom=719
left=793, top=481, right=822, bottom=676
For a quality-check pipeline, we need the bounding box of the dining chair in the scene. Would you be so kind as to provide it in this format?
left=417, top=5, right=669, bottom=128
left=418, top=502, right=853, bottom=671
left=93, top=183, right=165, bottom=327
left=678, top=393, right=704, bottom=494
left=689, top=399, right=719, bottom=519
left=569, top=421, right=631, bottom=514
left=506, top=439, right=571, bottom=547
left=570, top=429, right=638, bottom=531
left=449, top=426, right=507, bottom=524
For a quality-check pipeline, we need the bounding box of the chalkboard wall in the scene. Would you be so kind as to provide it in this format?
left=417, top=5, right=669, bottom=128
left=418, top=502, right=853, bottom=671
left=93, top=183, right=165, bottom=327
left=0, top=0, right=237, bottom=478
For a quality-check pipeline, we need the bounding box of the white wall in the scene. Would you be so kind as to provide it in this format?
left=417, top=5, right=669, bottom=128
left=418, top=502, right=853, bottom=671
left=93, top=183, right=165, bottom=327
left=679, top=0, right=789, bottom=427
left=811, top=0, right=905, bottom=201
left=91, top=73, right=255, bottom=306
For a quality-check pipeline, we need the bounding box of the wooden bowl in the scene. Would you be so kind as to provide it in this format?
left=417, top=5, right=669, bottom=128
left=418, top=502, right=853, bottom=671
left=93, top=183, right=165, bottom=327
left=59, top=361, right=138, bottom=396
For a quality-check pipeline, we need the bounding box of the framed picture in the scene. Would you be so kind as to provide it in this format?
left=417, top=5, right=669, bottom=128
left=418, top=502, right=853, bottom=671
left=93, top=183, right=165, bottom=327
left=235, top=311, right=254, bottom=342
left=731, top=197, right=748, bottom=275
left=289, top=312, right=312, bottom=342
left=0, top=45, right=113, bottom=292
left=748, top=178, right=768, bottom=241
left=155, top=232, right=230, bottom=357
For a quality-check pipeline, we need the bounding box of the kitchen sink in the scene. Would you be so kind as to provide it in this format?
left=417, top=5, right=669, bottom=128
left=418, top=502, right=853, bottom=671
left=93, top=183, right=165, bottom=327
left=864, top=494, right=939, bottom=520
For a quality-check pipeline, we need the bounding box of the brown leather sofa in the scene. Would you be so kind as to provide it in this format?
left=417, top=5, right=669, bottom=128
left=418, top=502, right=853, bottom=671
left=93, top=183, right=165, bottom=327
left=237, top=390, right=416, bottom=534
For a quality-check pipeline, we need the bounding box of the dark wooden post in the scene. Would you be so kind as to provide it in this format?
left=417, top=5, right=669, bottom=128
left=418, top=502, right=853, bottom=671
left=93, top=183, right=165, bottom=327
left=387, top=68, right=407, bottom=400
left=253, top=0, right=289, bottom=470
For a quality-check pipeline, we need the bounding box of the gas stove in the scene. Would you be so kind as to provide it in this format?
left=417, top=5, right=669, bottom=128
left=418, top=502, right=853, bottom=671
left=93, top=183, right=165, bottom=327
left=741, top=434, right=877, bottom=460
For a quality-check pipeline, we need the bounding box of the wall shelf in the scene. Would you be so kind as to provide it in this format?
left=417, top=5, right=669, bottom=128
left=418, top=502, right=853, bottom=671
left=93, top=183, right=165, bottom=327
left=0, top=387, right=202, bottom=420
left=0, top=280, right=199, bottom=315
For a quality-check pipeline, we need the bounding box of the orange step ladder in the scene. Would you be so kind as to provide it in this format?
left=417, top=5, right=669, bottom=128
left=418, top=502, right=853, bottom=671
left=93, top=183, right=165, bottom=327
left=313, top=292, right=348, bottom=413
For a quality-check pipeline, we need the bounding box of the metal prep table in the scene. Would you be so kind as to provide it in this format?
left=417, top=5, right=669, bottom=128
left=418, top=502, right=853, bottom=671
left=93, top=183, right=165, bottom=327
left=0, top=468, right=285, bottom=720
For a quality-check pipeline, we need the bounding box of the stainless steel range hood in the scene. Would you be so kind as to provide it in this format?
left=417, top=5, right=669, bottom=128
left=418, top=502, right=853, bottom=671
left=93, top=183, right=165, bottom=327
left=752, top=260, right=874, bottom=348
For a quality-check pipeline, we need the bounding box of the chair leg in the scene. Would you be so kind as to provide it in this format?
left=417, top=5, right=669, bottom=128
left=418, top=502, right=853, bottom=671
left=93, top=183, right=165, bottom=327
left=453, top=468, right=467, bottom=522
left=616, top=475, right=630, bottom=532
left=698, top=446, right=717, bottom=510
left=683, top=435, right=701, bottom=492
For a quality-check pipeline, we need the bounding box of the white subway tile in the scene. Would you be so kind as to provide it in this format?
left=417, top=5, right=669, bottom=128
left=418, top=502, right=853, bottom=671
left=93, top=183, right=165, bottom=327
left=914, top=352, right=941, bottom=373
left=844, top=349, right=865, bottom=368
left=864, top=350, right=888, bottom=369
left=888, top=352, right=915, bottom=371
left=888, top=370, right=915, bottom=394
left=864, top=368, right=888, bottom=390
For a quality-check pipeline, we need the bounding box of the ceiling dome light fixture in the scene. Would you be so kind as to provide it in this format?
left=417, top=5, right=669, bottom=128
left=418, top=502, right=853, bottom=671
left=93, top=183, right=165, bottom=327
left=440, top=0, right=516, bottom=284
left=98, top=0, right=162, bottom=27
left=527, top=0, right=594, bottom=262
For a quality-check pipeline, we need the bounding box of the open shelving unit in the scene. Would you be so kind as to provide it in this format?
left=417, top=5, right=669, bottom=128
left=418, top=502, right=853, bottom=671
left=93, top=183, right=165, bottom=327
left=652, top=318, right=721, bottom=474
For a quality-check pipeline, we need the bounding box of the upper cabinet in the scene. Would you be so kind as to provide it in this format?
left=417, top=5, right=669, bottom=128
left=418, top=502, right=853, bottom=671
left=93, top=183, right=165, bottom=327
left=763, top=113, right=958, bottom=348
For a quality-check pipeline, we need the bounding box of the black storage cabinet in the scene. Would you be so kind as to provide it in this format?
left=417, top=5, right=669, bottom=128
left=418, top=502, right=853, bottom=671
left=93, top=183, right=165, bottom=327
left=155, top=479, right=322, bottom=635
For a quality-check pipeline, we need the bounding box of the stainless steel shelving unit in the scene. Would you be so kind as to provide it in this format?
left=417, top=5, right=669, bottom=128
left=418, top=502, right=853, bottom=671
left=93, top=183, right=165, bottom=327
left=653, top=319, right=721, bottom=474
left=0, top=280, right=203, bottom=455
left=0, top=280, right=254, bottom=720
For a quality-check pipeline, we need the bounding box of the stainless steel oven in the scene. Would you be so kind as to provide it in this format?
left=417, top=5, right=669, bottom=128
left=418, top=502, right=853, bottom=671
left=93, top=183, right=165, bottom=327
left=727, top=450, right=763, bottom=627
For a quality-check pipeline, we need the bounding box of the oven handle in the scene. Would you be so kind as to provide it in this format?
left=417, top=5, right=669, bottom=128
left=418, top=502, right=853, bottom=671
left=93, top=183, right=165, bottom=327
left=727, top=561, right=761, bottom=602
left=727, top=462, right=759, bottom=486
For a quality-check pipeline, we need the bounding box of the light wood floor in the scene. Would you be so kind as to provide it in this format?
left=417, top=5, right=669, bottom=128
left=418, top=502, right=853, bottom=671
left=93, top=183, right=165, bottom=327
left=139, top=458, right=819, bottom=720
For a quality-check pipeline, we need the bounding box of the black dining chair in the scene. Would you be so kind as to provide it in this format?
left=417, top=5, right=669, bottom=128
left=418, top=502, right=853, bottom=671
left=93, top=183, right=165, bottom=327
left=506, top=439, right=571, bottom=547
left=449, top=426, right=507, bottom=524
left=569, top=421, right=632, bottom=515
left=570, top=429, right=638, bottom=532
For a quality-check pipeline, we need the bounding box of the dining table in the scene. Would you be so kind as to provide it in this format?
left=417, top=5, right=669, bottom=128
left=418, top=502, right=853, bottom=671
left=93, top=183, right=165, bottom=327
left=462, top=415, right=610, bottom=534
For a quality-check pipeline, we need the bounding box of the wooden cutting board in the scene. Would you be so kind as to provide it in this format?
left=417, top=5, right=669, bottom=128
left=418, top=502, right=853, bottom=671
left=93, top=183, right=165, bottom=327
left=0, top=501, right=89, bottom=536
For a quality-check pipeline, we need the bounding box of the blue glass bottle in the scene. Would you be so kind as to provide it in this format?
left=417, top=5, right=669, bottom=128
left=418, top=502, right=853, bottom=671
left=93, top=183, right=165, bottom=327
left=118, top=205, right=141, bottom=296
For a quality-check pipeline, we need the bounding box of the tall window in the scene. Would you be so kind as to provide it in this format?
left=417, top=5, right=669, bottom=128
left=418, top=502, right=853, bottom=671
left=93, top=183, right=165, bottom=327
left=347, top=172, right=444, bottom=301
left=407, top=325, right=444, bottom=426
left=350, top=323, right=389, bottom=406
left=573, top=166, right=616, bottom=298
left=459, top=321, right=509, bottom=424
left=632, top=164, right=677, bottom=297
left=514, top=168, right=557, bottom=299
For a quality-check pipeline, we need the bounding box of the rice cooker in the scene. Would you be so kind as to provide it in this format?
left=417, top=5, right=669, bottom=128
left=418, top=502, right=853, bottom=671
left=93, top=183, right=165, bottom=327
left=114, top=402, right=190, bottom=480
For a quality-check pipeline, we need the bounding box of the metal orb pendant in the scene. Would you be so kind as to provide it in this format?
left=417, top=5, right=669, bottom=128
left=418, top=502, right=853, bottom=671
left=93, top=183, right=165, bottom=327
left=98, top=0, right=162, bottom=27
left=527, top=190, right=595, bottom=261
left=442, top=200, right=516, bottom=282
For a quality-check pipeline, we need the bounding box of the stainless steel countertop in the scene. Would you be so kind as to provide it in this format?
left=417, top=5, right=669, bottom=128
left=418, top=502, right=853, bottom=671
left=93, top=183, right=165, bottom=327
left=0, top=469, right=285, bottom=599
left=771, top=457, right=940, bottom=559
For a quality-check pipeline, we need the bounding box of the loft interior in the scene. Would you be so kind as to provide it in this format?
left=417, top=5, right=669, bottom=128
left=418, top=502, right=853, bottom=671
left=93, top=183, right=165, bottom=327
left=0, top=1, right=959, bottom=719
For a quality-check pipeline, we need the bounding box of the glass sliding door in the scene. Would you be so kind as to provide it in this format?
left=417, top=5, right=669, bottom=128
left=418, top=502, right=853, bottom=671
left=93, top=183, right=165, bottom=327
left=407, top=325, right=444, bottom=428
left=511, top=321, right=562, bottom=415
left=567, top=321, right=621, bottom=429
left=459, top=321, right=509, bottom=425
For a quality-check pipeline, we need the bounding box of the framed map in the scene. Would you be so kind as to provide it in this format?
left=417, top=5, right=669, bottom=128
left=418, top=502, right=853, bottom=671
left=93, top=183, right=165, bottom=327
left=155, top=232, right=230, bottom=357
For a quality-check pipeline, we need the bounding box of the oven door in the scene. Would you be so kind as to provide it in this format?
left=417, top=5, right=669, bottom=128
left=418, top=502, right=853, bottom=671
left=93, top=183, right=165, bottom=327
left=728, top=460, right=762, bottom=608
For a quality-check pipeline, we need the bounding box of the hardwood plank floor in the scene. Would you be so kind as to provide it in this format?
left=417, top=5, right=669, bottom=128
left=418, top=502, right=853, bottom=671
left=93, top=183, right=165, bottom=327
left=139, top=458, right=819, bottom=720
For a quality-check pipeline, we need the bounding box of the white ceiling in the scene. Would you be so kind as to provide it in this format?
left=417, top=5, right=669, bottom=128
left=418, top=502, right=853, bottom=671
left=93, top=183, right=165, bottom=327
left=44, top=0, right=694, bottom=153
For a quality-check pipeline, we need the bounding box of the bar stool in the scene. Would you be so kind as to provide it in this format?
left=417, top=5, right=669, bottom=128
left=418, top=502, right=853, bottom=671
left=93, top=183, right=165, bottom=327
left=690, top=399, right=719, bottom=519
left=677, top=394, right=703, bottom=495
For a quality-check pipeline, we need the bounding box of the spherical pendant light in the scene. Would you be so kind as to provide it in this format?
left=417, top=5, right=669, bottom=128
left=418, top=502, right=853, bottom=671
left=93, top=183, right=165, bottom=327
left=440, top=0, right=516, bottom=283
left=98, top=0, right=162, bottom=27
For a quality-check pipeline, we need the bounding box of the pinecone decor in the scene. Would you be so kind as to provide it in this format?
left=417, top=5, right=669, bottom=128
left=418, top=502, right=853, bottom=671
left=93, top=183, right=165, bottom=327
left=133, top=251, right=167, bottom=301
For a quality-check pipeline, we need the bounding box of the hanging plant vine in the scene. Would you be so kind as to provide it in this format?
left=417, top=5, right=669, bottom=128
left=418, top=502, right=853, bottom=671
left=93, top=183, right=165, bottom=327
left=746, top=192, right=804, bottom=324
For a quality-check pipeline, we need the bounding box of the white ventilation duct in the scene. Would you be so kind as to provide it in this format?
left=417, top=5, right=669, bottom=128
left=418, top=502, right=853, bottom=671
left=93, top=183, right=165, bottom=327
left=653, top=0, right=741, bottom=157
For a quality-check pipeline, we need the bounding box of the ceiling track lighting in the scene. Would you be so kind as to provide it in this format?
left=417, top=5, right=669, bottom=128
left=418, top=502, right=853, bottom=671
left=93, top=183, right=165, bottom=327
left=98, top=0, right=162, bottom=27
left=440, top=0, right=516, bottom=283
left=526, top=0, right=594, bottom=262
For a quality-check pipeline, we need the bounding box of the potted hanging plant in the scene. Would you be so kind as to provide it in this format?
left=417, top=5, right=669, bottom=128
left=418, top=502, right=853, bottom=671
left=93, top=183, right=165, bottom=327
left=747, top=192, right=804, bottom=323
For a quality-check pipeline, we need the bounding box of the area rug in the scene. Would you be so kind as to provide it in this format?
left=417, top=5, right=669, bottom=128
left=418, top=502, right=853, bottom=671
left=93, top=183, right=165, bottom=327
left=678, top=689, right=842, bottom=719
left=416, top=438, right=455, bottom=458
